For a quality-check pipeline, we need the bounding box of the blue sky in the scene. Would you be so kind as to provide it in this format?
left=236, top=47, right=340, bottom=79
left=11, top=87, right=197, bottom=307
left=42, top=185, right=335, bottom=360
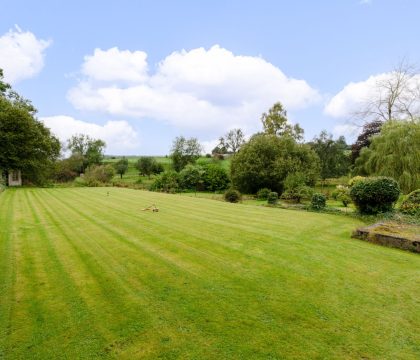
left=1, top=0, right=419, bottom=155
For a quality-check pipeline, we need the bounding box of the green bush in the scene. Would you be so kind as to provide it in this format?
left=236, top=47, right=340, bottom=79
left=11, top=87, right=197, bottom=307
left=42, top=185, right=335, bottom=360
left=399, top=189, right=420, bottom=216
left=350, top=177, right=400, bottom=214
left=224, top=188, right=241, bottom=203
left=348, top=176, right=365, bottom=187
left=334, top=185, right=351, bottom=207
left=150, top=170, right=180, bottom=193
left=84, top=164, right=115, bottom=186
left=257, top=188, right=271, bottom=200
left=267, top=191, right=279, bottom=205
left=311, top=193, right=326, bottom=210
left=281, top=172, right=313, bottom=203
left=203, top=164, right=230, bottom=191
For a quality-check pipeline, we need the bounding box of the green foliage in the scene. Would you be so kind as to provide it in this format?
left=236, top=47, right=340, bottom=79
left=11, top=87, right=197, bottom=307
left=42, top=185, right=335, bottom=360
left=179, top=164, right=205, bottom=190
left=67, top=134, right=106, bottom=173
left=399, top=189, right=420, bottom=216
left=53, top=159, right=78, bottom=182
left=257, top=188, right=271, bottom=200
left=170, top=136, right=202, bottom=171
left=261, top=102, right=304, bottom=141
left=310, top=131, right=350, bottom=180
left=114, top=157, right=128, bottom=179
left=353, top=120, right=420, bottom=193
left=335, top=185, right=351, bottom=207
left=224, top=188, right=241, bottom=203
left=230, top=134, right=320, bottom=194
left=311, top=193, right=327, bottom=210
left=150, top=170, right=180, bottom=193
left=202, top=164, right=230, bottom=191
left=267, top=191, right=279, bottom=205
left=84, top=164, right=115, bottom=186
left=348, top=176, right=365, bottom=187
left=136, top=156, right=163, bottom=178
left=0, top=91, right=60, bottom=185
left=281, top=172, right=313, bottom=203
left=350, top=177, right=400, bottom=214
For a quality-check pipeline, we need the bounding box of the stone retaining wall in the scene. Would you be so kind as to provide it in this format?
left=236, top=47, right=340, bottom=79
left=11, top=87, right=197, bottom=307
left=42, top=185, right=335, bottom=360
left=352, top=223, right=420, bottom=253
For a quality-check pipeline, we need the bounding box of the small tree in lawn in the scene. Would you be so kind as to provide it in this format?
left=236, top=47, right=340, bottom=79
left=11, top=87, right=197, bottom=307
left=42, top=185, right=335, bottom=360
left=115, top=157, right=128, bottom=179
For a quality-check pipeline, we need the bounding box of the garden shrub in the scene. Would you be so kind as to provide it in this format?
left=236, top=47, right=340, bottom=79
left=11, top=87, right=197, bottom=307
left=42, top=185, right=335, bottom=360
left=257, top=188, right=271, bottom=200
left=348, top=176, right=365, bottom=187
left=267, top=191, right=279, bottom=205
left=334, top=185, right=351, bottom=207
left=150, top=170, right=180, bottom=193
left=84, top=164, right=115, bottom=186
left=224, top=188, right=241, bottom=203
left=203, top=164, right=230, bottom=191
left=350, top=177, right=400, bottom=214
left=399, top=189, right=420, bottom=216
left=281, top=172, right=313, bottom=203
left=311, top=193, right=326, bottom=210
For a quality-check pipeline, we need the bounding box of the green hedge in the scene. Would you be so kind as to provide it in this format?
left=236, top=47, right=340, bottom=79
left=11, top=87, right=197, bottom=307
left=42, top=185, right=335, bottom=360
left=350, top=177, right=400, bottom=214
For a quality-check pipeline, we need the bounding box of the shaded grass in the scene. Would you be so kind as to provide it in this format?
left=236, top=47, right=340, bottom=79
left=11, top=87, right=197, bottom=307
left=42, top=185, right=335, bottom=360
left=0, top=187, right=419, bottom=359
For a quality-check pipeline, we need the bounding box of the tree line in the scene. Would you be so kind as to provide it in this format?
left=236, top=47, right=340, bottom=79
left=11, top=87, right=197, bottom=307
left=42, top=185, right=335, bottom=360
left=0, top=65, right=419, bottom=194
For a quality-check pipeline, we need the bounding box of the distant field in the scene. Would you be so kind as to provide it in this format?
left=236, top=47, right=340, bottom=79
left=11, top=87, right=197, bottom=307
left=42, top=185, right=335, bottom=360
left=0, top=188, right=419, bottom=359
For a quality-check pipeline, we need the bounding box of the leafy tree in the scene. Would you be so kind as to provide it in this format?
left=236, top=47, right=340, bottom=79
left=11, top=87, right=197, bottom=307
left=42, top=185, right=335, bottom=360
left=84, top=164, right=115, bottom=186
left=67, top=134, right=106, bottom=173
left=218, top=128, right=246, bottom=154
left=150, top=170, right=180, bottom=193
left=281, top=172, right=313, bottom=203
left=170, top=136, right=202, bottom=172
left=230, top=134, right=320, bottom=194
left=179, top=164, right=205, bottom=191
left=0, top=70, right=60, bottom=185
left=114, top=157, right=129, bottom=179
left=310, top=131, right=350, bottom=180
left=351, top=120, right=383, bottom=163
left=354, top=120, right=420, bottom=193
left=136, top=157, right=163, bottom=178
left=261, top=102, right=304, bottom=141
left=203, top=164, right=230, bottom=191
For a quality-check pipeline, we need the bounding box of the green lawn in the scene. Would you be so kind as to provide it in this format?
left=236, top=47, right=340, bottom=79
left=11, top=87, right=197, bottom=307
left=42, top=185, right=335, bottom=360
left=0, top=188, right=419, bottom=359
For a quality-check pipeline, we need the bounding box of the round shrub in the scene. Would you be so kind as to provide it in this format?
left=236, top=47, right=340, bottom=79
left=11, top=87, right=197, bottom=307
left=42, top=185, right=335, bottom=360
left=311, top=193, right=326, bottom=210
left=267, top=191, right=279, bottom=205
left=257, top=188, right=271, bottom=200
left=350, top=177, right=400, bottom=214
left=224, top=188, right=241, bottom=203
left=399, top=189, right=420, bottom=216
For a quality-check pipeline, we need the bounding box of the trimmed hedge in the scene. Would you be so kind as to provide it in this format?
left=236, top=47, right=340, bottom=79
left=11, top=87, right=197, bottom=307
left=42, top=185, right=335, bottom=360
left=400, top=189, right=420, bottom=216
left=350, top=177, right=400, bottom=214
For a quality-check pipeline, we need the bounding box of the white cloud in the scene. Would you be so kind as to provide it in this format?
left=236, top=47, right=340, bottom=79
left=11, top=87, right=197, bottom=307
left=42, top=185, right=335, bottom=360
left=82, top=47, right=148, bottom=83
left=68, top=45, right=321, bottom=133
left=332, top=123, right=359, bottom=140
left=324, top=72, right=420, bottom=118
left=41, top=115, right=139, bottom=155
left=359, top=0, right=372, bottom=5
left=0, top=25, right=50, bottom=84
